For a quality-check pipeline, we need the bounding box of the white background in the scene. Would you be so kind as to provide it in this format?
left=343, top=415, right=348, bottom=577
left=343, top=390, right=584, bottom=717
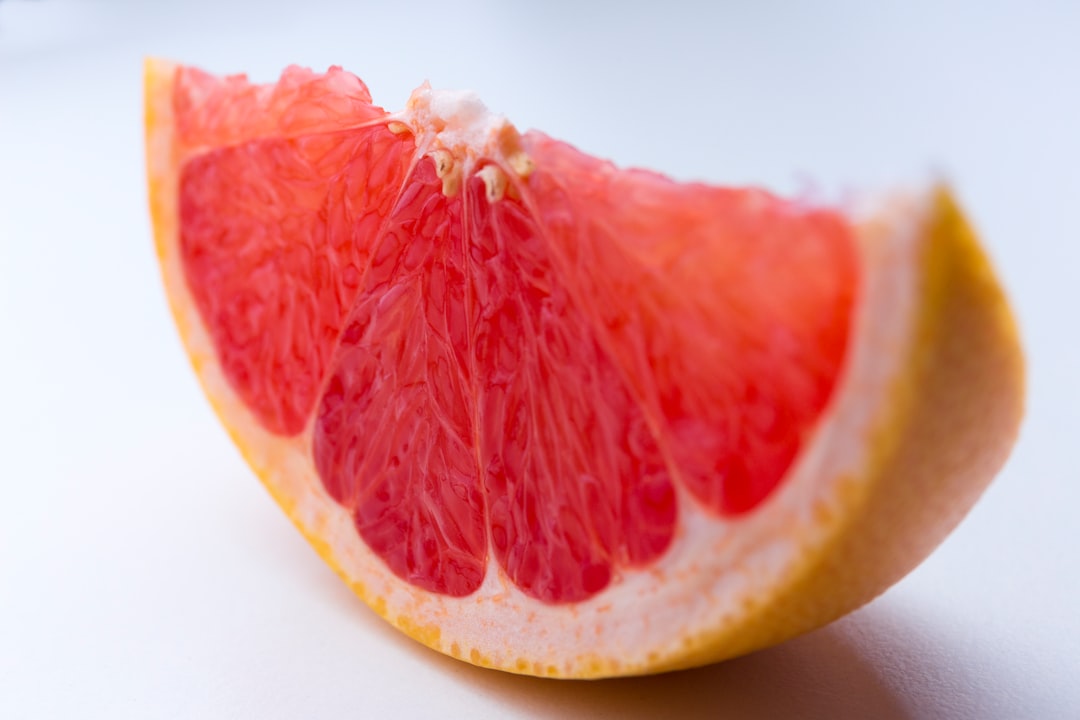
left=2, top=1, right=1078, bottom=717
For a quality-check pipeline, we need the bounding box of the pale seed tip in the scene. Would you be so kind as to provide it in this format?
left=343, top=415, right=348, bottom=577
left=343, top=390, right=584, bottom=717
left=508, top=151, right=535, bottom=179
left=432, top=149, right=454, bottom=179
left=441, top=172, right=462, bottom=198
left=478, top=165, right=509, bottom=203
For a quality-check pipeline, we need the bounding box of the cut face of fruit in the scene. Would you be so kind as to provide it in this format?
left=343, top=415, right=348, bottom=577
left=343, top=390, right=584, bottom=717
left=146, top=60, right=1025, bottom=677
left=176, top=66, right=856, bottom=604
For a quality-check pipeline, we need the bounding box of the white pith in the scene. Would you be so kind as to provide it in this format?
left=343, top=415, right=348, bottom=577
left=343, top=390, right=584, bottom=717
left=150, top=76, right=924, bottom=675
left=390, top=86, right=531, bottom=199
left=397, top=86, right=507, bottom=157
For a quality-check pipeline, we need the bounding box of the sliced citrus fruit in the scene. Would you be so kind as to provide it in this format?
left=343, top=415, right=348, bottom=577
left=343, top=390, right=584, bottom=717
left=145, top=58, right=1024, bottom=678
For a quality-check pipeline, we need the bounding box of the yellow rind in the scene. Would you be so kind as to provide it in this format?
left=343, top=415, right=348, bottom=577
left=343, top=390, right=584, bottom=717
left=145, top=58, right=1024, bottom=679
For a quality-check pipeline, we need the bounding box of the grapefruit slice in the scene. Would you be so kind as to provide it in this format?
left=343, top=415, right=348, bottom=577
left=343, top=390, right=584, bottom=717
left=145, top=59, right=1024, bottom=678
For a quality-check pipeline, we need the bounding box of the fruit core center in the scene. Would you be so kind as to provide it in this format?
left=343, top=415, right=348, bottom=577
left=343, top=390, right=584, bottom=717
left=393, top=85, right=534, bottom=198
left=401, top=86, right=505, bottom=152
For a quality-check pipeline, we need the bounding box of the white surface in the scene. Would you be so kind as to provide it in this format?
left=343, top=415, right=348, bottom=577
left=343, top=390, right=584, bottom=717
left=1, top=1, right=1078, bottom=718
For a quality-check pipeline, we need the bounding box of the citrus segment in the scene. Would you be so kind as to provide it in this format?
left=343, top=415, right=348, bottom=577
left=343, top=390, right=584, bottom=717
left=464, top=168, right=677, bottom=602
left=180, top=127, right=412, bottom=433
left=146, top=59, right=1025, bottom=677
left=520, top=134, right=859, bottom=515
left=311, top=159, right=487, bottom=597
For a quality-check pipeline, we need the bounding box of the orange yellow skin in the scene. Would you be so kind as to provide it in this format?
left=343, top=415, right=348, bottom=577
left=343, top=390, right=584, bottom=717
left=145, top=58, right=1024, bottom=678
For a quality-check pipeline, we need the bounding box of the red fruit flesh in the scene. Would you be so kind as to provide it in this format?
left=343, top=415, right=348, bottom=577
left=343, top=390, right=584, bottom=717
left=175, top=67, right=857, bottom=604
left=522, top=135, right=858, bottom=515
left=311, top=160, right=488, bottom=597
left=180, top=126, right=412, bottom=433
left=465, top=163, right=678, bottom=601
